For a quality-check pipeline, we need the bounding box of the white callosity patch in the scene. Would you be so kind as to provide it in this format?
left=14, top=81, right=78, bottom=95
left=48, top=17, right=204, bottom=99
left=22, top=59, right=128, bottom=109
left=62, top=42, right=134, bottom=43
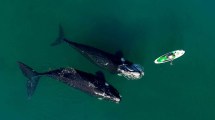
left=117, top=68, right=142, bottom=80
left=117, top=64, right=144, bottom=80
left=88, top=82, right=96, bottom=88
left=121, top=57, right=125, bottom=62
left=94, top=91, right=120, bottom=103
left=105, top=83, right=109, bottom=86
left=113, top=98, right=120, bottom=103
left=117, top=58, right=144, bottom=80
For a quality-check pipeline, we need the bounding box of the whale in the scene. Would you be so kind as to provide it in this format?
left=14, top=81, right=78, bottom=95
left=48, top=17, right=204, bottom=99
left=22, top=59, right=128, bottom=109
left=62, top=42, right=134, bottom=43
left=51, top=25, right=144, bottom=80
left=17, top=62, right=121, bottom=103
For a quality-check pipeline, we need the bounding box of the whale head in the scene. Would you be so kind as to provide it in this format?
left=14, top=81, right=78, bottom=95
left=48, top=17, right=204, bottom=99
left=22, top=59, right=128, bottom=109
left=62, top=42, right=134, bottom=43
left=94, top=83, right=121, bottom=103
left=117, top=63, right=144, bottom=80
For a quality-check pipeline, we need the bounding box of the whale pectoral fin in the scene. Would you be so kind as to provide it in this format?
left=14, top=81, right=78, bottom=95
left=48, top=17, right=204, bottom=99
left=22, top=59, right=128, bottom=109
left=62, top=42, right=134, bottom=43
left=115, top=50, right=123, bottom=58
left=95, top=71, right=105, bottom=82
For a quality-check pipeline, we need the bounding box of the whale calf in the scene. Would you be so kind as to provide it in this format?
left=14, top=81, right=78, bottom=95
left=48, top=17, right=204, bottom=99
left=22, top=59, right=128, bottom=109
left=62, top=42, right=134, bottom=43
left=18, top=62, right=121, bottom=103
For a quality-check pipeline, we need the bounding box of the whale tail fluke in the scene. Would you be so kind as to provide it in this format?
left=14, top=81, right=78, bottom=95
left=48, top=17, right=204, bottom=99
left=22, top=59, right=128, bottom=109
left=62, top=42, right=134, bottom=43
left=51, top=24, right=65, bottom=46
left=17, top=62, right=41, bottom=99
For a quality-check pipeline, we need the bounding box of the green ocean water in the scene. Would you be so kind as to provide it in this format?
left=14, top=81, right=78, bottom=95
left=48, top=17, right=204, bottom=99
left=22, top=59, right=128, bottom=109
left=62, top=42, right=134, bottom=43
left=0, top=0, right=215, bottom=120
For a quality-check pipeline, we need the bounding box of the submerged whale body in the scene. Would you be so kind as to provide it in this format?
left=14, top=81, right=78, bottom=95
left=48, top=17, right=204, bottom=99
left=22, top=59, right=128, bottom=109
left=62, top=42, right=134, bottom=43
left=17, top=62, right=121, bottom=103
left=51, top=25, right=144, bottom=80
